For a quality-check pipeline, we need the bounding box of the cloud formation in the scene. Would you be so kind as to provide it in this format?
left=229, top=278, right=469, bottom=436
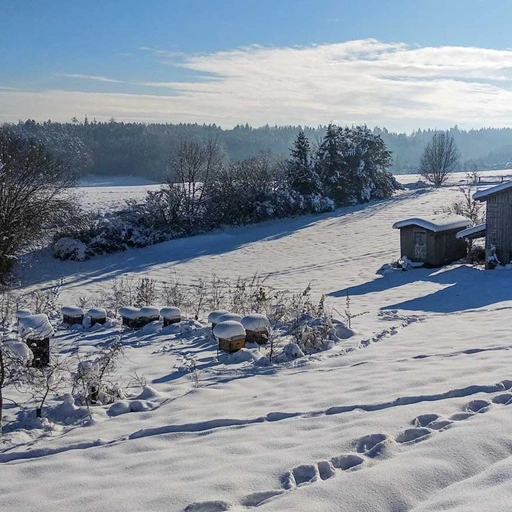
left=2, top=39, right=512, bottom=131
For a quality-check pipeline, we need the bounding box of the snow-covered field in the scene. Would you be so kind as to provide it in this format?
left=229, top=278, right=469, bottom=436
left=4, top=171, right=512, bottom=511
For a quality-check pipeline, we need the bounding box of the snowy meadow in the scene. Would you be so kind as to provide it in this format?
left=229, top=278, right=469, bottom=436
left=3, top=172, right=512, bottom=511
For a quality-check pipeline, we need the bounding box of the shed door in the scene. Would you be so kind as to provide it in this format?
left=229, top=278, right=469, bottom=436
left=414, top=231, right=427, bottom=261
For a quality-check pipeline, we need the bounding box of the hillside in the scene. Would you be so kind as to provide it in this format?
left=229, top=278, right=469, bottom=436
left=3, top=172, right=512, bottom=512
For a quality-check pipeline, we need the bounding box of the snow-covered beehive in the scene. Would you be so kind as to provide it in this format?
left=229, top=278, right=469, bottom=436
left=241, top=313, right=270, bottom=345
left=119, top=306, right=159, bottom=329
left=86, top=308, right=107, bottom=326
left=160, top=307, right=181, bottom=326
left=61, top=306, right=84, bottom=326
left=213, top=320, right=246, bottom=353
left=207, top=310, right=229, bottom=329
left=18, top=313, right=53, bottom=368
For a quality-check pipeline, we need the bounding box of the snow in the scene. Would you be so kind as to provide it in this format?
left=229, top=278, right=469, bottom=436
left=473, top=180, right=512, bottom=201
left=15, top=308, right=32, bottom=319
left=139, top=306, right=160, bottom=318
left=241, top=313, right=270, bottom=331
left=217, top=312, right=243, bottom=324
left=86, top=307, right=107, bottom=319
left=212, top=320, right=246, bottom=339
left=160, top=306, right=181, bottom=319
left=4, top=171, right=512, bottom=512
left=119, top=306, right=141, bottom=319
left=17, top=313, right=53, bottom=339
left=393, top=214, right=471, bottom=232
left=456, top=223, right=486, bottom=239
left=61, top=306, right=84, bottom=316
left=207, top=310, right=230, bottom=324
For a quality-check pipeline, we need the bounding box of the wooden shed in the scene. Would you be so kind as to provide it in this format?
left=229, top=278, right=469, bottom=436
left=392, top=215, right=471, bottom=267
left=473, top=181, right=512, bottom=266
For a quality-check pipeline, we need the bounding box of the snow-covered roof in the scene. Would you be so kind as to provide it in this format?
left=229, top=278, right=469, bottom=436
left=213, top=320, right=246, bottom=339
left=207, top=310, right=229, bottom=324
left=160, top=307, right=181, bottom=319
left=456, top=223, right=486, bottom=240
left=18, top=314, right=53, bottom=339
left=241, top=314, right=270, bottom=331
left=474, top=181, right=512, bottom=201
left=61, top=306, right=84, bottom=316
left=392, top=214, right=471, bottom=232
left=16, top=309, right=32, bottom=319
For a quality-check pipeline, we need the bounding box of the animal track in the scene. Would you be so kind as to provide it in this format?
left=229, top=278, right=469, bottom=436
left=184, top=500, right=232, bottom=512
left=396, top=427, right=432, bottom=444
left=184, top=384, right=512, bottom=511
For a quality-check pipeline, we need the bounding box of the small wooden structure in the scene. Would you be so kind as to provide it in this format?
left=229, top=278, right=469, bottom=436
left=392, top=215, right=470, bottom=267
left=241, top=314, right=270, bottom=345
left=61, top=306, right=84, bottom=326
left=160, top=307, right=181, bottom=326
left=86, top=308, right=107, bottom=326
left=473, top=181, right=512, bottom=267
left=18, top=314, right=53, bottom=368
left=213, top=320, right=246, bottom=353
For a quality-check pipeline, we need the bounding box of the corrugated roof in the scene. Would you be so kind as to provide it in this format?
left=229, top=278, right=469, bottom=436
left=392, top=214, right=471, bottom=232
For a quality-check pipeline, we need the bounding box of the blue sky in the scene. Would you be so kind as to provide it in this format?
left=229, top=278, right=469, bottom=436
left=2, top=0, right=512, bottom=131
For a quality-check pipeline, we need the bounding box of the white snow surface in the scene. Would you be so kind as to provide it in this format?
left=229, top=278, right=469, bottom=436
left=4, top=171, right=512, bottom=512
left=86, top=307, right=107, bottom=319
left=473, top=180, right=512, bottom=201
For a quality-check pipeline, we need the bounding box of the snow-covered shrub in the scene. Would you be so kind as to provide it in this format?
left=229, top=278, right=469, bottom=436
left=72, top=339, right=124, bottom=406
left=52, top=237, right=87, bottom=261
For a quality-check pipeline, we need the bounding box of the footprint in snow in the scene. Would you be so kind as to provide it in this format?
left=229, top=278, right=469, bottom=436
left=492, top=393, right=512, bottom=405
left=240, top=490, right=285, bottom=508
left=355, top=433, right=391, bottom=458
left=466, top=399, right=491, bottom=413
left=184, top=500, right=232, bottom=512
left=395, top=427, right=432, bottom=444
left=412, top=413, right=452, bottom=431
left=282, top=464, right=319, bottom=489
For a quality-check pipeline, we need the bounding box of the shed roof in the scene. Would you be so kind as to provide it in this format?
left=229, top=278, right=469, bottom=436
left=455, top=223, right=486, bottom=240
left=473, top=181, right=512, bottom=201
left=392, top=214, right=471, bottom=232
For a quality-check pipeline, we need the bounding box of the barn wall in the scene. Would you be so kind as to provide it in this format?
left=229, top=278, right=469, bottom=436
left=486, top=190, right=512, bottom=264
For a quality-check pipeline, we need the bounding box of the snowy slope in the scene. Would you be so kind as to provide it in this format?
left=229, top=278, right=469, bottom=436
left=3, top=172, right=512, bottom=512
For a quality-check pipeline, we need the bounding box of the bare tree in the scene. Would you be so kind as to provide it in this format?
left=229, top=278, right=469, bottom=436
left=419, top=131, right=460, bottom=187
left=0, top=128, right=79, bottom=281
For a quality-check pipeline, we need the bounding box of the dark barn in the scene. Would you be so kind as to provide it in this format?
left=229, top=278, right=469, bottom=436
left=474, top=182, right=512, bottom=266
left=393, top=215, right=470, bottom=267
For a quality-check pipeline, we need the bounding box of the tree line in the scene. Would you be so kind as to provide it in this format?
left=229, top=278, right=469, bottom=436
left=5, top=119, right=512, bottom=180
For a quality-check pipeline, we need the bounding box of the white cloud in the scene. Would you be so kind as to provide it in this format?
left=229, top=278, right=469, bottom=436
left=2, top=39, right=512, bottom=131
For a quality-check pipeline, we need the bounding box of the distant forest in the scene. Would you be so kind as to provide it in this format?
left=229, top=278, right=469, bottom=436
left=5, top=119, right=512, bottom=180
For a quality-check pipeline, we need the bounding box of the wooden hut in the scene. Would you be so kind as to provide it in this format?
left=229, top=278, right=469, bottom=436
left=473, top=181, right=512, bottom=267
left=393, top=215, right=470, bottom=267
